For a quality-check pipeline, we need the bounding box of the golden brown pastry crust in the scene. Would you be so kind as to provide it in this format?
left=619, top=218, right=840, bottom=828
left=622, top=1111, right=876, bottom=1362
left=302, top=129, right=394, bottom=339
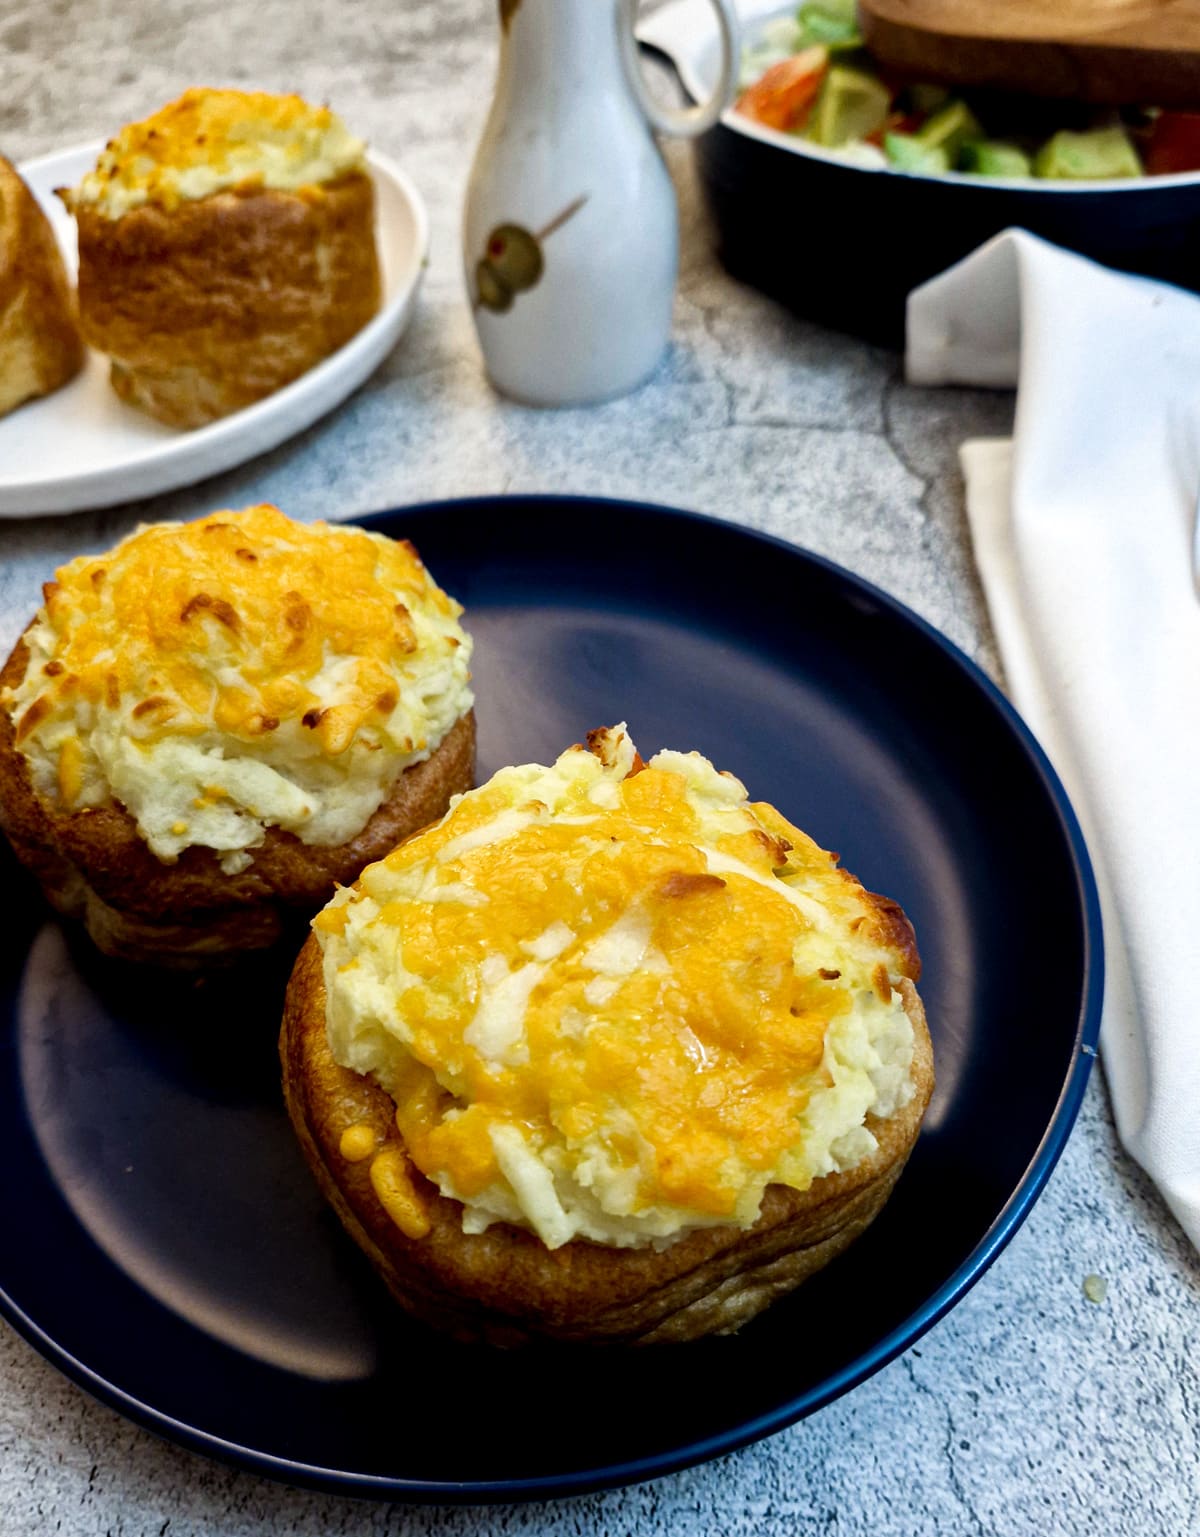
left=0, top=632, right=475, bottom=965
left=0, top=156, right=84, bottom=419
left=280, top=932, right=934, bottom=1345
left=72, top=172, right=380, bottom=428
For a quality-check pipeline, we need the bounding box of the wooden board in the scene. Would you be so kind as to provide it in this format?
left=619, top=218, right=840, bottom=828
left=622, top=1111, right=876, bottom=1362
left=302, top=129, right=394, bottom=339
left=859, top=0, right=1200, bottom=105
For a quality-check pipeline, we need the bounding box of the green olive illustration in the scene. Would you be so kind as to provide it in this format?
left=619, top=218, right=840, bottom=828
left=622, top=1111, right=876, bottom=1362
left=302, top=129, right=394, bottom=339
left=472, top=198, right=587, bottom=315
left=484, top=224, right=544, bottom=291
left=475, top=258, right=514, bottom=313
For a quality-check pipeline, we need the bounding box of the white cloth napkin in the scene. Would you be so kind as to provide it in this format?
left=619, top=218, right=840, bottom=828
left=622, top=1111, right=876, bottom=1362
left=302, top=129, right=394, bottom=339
left=906, top=229, right=1200, bottom=1251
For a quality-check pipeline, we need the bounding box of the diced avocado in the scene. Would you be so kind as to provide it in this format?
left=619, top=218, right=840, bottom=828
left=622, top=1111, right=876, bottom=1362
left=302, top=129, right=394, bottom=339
left=808, top=63, right=891, bottom=147
left=796, top=0, right=855, bottom=26
left=1033, top=126, right=1142, bottom=179
left=884, top=132, right=951, bottom=175
left=958, top=139, right=1033, bottom=177
left=796, top=0, right=863, bottom=50
left=916, top=100, right=984, bottom=159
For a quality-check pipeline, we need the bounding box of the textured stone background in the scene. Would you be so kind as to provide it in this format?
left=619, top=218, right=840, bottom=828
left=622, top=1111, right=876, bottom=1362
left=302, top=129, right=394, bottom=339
left=1, top=1, right=1198, bottom=1532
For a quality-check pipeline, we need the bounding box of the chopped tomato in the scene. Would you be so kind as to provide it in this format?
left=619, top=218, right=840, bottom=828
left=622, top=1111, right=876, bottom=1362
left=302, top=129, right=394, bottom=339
left=735, top=47, right=829, bottom=134
left=1143, top=111, right=1200, bottom=175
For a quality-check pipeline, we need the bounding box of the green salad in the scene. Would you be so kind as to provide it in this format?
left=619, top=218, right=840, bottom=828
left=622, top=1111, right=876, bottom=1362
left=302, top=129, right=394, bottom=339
left=736, top=1, right=1200, bottom=179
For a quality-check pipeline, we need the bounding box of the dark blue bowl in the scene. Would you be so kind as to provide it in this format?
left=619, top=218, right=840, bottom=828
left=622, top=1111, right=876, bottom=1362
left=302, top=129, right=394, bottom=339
left=643, top=0, right=1200, bottom=345
left=0, top=497, right=1102, bottom=1500
left=696, top=126, right=1200, bottom=345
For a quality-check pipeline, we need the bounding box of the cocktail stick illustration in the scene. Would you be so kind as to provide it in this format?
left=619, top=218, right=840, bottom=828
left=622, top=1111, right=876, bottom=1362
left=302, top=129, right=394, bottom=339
left=473, top=195, right=589, bottom=313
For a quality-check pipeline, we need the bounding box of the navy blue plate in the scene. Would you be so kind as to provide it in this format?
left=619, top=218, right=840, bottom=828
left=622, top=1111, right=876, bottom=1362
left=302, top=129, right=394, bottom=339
left=0, top=496, right=1102, bottom=1501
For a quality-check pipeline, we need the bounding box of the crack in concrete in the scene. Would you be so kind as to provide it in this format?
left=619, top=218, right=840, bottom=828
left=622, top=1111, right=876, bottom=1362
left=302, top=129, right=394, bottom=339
left=727, top=415, right=880, bottom=436
left=682, top=291, right=893, bottom=440
left=682, top=420, right=888, bottom=444
left=902, top=1356, right=988, bottom=1537
left=881, top=368, right=934, bottom=522
left=683, top=291, right=739, bottom=430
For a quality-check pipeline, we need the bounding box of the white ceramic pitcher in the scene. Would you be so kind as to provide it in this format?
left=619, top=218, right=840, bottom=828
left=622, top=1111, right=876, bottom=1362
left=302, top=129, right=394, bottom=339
left=463, top=0, right=738, bottom=407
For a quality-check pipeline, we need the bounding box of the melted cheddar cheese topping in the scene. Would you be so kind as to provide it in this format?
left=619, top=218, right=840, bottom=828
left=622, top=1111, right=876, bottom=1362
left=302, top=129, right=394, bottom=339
left=315, top=727, right=919, bottom=1250
left=5, top=505, right=472, bottom=870
left=66, top=88, right=367, bottom=220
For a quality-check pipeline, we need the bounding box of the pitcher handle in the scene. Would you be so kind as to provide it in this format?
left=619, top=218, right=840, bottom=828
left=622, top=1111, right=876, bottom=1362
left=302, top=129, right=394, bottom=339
left=617, top=0, right=739, bottom=139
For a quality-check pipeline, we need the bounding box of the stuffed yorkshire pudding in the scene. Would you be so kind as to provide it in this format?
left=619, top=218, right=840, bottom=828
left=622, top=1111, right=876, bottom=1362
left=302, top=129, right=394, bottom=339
left=282, top=725, right=933, bottom=1345
left=0, top=505, right=474, bottom=965
left=59, top=89, right=380, bottom=428
left=0, top=154, right=85, bottom=418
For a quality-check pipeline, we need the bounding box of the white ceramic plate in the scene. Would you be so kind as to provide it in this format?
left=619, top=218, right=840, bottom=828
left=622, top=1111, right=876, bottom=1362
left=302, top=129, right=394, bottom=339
left=0, top=143, right=429, bottom=518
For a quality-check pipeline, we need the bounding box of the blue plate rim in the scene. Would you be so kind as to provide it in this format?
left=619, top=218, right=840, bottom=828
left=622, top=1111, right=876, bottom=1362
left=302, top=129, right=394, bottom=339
left=0, top=493, right=1104, bottom=1503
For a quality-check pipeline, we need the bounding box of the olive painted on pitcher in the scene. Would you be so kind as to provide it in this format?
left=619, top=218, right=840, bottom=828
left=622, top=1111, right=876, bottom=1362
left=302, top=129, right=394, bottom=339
left=473, top=198, right=586, bottom=314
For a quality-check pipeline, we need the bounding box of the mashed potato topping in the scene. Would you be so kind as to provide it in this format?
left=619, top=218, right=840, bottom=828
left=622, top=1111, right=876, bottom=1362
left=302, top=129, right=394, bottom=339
left=5, top=506, right=472, bottom=870
left=315, top=726, right=919, bottom=1250
left=66, top=88, right=368, bottom=219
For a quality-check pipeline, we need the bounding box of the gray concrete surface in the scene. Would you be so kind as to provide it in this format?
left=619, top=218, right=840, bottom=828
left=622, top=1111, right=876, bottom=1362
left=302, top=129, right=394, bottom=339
left=0, top=1, right=1197, bottom=1531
